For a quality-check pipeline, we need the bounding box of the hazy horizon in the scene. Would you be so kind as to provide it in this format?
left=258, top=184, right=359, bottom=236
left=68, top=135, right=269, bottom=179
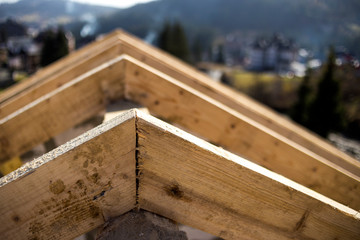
left=0, top=0, right=155, bottom=8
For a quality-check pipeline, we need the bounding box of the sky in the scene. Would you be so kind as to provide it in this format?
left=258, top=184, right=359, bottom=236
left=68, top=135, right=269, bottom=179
left=0, top=0, right=156, bottom=8
left=70, top=0, right=155, bottom=8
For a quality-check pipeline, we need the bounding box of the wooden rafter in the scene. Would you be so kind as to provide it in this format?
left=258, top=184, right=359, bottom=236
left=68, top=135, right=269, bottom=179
left=0, top=30, right=358, bottom=180
left=0, top=30, right=123, bottom=105
left=124, top=56, right=360, bottom=210
left=0, top=30, right=360, bottom=175
left=0, top=110, right=136, bottom=240
left=118, top=32, right=360, bottom=177
left=1, top=55, right=360, bottom=210
left=0, top=56, right=126, bottom=162
left=0, top=110, right=359, bottom=240
left=137, top=110, right=360, bottom=240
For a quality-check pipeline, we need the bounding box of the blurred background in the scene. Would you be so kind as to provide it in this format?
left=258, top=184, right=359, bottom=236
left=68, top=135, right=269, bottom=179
left=0, top=0, right=359, bottom=157
left=1, top=1, right=360, bottom=239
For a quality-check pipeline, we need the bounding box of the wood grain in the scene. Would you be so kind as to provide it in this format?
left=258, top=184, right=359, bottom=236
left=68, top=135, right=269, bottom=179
left=0, top=41, right=122, bottom=119
left=1, top=109, right=359, bottom=239
left=0, top=56, right=126, bottom=163
left=136, top=111, right=360, bottom=240
left=118, top=32, right=360, bottom=177
left=1, top=29, right=358, bottom=179
left=0, top=30, right=122, bottom=105
left=0, top=110, right=136, bottom=240
left=124, top=57, right=360, bottom=210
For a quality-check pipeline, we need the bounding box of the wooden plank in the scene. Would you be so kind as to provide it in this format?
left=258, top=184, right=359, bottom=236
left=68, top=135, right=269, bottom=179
left=0, top=30, right=122, bottom=105
left=0, top=110, right=136, bottom=240
left=118, top=32, right=360, bottom=177
left=2, top=29, right=358, bottom=178
left=136, top=110, right=360, bottom=240
left=0, top=56, right=126, bottom=163
left=124, top=57, right=360, bottom=210
left=0, top=41, right=122, bottom=119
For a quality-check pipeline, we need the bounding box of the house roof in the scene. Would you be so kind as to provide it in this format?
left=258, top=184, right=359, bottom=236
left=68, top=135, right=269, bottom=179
left=251, top=34, right=295, bottom=51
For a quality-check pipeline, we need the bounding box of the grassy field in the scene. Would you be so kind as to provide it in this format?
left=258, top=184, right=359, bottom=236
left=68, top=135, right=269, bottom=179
left=197, top=62, right=303, bottom=112
left=231, top=70, right=275, bottom=88
left=0, top=71, right=28, bottom=93
left=228, top=69, right=302, bottom=112
left=231, top=70, right=301, bottom=91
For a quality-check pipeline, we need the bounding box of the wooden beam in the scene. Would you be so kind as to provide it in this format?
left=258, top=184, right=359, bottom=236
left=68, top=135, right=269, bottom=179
left=136, top=110, right=360, bottom=240
left=2, top=53, right=359, bottom=210
left=1, top=29, right=358, bottom=179
left=124, top=57, right=360, bottom=210
left=1, top=109, right=358, bottom=239
left=118, top=31, right=360, bottom=177
left=0, top=30, right=122, bottom=105
left=0, top=110, right=136, bottom=240
left=0, top=56, right=126, bottom=163
left=0, top=39, right=122, bottom=119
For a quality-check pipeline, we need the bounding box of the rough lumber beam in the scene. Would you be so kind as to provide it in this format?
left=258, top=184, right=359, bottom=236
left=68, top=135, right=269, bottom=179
left=0, top=39, right=120, bottom=118
left=0, top=110, right=136, bottom=240
left=0, top=56, right=126, bottom=162
left=1, top=29, right=358, bottom=178
left=1, top=54, right=359, bottom=210
left=0, top=42, right=122, bottom=119
left=124, top=57, right=360, bottom=210
left=136, top=110, right=360, bottom=240
left=1, top=109, right=359, bottom=240
left=118, top=31, right=360, bottom=177
left=0, top=30, right=122, bottom=105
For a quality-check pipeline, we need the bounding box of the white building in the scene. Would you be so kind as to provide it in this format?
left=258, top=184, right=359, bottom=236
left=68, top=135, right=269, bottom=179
left=247, top=34, right=297, bottom=72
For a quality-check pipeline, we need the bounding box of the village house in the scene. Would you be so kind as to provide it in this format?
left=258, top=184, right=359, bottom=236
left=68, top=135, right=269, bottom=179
left=247, top=34, right=297, bottom=73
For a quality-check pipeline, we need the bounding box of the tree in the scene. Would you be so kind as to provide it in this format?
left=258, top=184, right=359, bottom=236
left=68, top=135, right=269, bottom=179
left=172, top=22, right=190, bottom=62
left=220, top=72, right=231, bottom=86
left=158, top=21, right=172, bottom=54
left=56, top=28, right=69, bottom=59
left=215, top=44, right=225, bottom=64
left=158, top=21, right=190, bottom=62
left=191, top=36, right=203, bottom=63
left=290, top=66, right=313, bottom=126
left=307, top=47, right=346, bottom=137
left=40, top=28, right=69, bottom=67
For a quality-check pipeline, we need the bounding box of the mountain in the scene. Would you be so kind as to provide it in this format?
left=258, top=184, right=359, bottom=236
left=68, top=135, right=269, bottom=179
left=0, top=18, right=27, bottom=38
left=1, top=0, right=360, bottom=56
left=94, top=0, right=360, bottom=57
left=0, top=0, right=117, bottom=28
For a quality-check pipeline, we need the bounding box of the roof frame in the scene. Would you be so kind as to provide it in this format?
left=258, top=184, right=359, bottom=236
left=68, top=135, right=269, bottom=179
left=1, top=30, right=358, bottom=183
left=1, top=54, right=360, bottom=210
left=0, top=110, right=359, bottom=240
left=0, top=110, right=136, bottom=240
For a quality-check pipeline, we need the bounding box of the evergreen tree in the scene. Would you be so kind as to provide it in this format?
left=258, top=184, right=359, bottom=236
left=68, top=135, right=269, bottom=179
left=40, top=28, right=69, bottom=67
left=56, top=28, right=69, bottom=59
left=158, top=21, right=190, bottom=62
left=158, top=21, right=172, bottom=54
left=220, top=72, right=231, bottom=86
left=290, top=66, right=313, bottom=126
left=191, top=36, right=203, bottom=63
left=0, top=29, right=7, bottom=43
left=307, top=47, right=346, bottom=137
left=216, top=44, right=225, bottom=64
left=172, top=22, right=190, bottom=62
